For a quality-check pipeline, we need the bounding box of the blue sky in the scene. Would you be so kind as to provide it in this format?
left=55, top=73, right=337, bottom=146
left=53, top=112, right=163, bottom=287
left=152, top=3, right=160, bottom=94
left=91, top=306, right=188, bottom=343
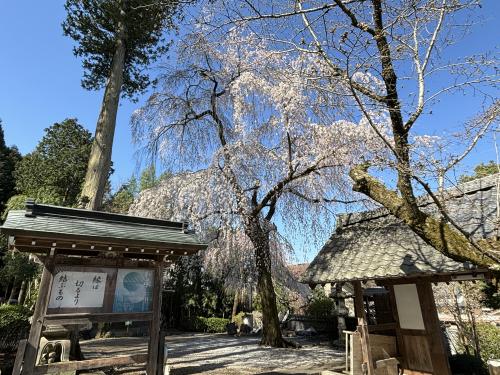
left=0, top=1, right=499, bottom=192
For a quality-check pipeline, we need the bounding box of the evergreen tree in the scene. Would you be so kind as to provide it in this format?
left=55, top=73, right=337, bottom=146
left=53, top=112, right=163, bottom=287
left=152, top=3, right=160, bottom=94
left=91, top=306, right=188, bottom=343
left=63, top=0, right=194, bottom=210
left=13, top=119, right=92, bottom=206
left=0, top=120, right=22, bottom=212
left=459, top=161, right=499, bottom=183
left=103, top=176, right=138, bottom=214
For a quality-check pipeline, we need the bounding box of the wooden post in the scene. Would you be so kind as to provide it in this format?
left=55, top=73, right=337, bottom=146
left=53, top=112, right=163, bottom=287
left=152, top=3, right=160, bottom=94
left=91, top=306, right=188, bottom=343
left=353, top=281, right=374, bottom=375
left=147, top=261, right=164, bottom=375
left=20, top=251, right=56, bottom=375
left=387, top=285, right=407, bottom=369
left=417, top=281, right=451, bottom=375
left=13, top=340, right=27, bottom=375
left=156, top=331, right=166, bottom=375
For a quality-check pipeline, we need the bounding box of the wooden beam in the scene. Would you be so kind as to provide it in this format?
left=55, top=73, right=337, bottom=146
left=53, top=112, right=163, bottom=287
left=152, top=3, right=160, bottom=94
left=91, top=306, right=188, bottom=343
left=375, top=271, right=490, bottom=286
left=367, top=322, right=397, bottom=332
left=400, top=328, right=428, bottom=336
left=417, top=281, right=452, bottom=375
left=49, top=256, right=156, bottom=268
left=8, top=231, right=206, bottom=252
left=353, top=281, right=374, bottom=375
left=14, top=237, right=198, bottom=257
left=32, top=353, right=148, bottom=374
left=35, top=254, right=181, bottom=268
left=44, top=312, right=153, bottom=323
left=21, top=250, right=56, bottom=375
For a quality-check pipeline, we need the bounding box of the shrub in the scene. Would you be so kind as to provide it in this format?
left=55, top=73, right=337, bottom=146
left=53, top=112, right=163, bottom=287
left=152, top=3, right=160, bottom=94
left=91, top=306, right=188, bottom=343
left=476, top=323, right=500, bottom=363
left=305, top=287, right=335, bottom=319
left=204, top=317, right=230, bottom=333
left=0, top=304, right=32, bottom=353
left=232, top=311, right=246, bottom=327
left=449, top=353, right=487, bottom=375
left=0, top=304, right=31, bottom=330
left=181, top=316, right=230, bottom=333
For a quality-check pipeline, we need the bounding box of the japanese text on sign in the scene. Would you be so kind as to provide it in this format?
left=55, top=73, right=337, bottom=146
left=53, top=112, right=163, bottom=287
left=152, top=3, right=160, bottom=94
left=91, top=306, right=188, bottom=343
left=48, top=271, right=107, bottom=309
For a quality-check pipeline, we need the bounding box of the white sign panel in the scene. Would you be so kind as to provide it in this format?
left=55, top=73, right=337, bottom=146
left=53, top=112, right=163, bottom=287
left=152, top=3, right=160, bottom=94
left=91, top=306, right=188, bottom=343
left=48, top=271, right=107, bottom=309
left=393, top=283, right=425, bottom=330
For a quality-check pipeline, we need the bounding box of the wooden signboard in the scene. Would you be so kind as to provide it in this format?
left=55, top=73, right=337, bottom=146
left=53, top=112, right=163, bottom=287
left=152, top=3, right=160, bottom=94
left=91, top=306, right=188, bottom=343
left=18, top=256, right=163, bottom=375
left=1, top=202, right=207, bottom=375
left=46, top=266, right=154, bottom=315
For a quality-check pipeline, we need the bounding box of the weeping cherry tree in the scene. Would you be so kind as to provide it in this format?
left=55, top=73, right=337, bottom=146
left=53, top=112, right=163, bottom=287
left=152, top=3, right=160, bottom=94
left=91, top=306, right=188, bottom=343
left=130, top=31, right=386, bottom=346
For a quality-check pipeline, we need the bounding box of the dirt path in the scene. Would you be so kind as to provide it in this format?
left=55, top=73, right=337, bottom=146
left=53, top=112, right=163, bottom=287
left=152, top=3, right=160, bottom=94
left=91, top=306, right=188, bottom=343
left=80, top=332, right=344, bottom=374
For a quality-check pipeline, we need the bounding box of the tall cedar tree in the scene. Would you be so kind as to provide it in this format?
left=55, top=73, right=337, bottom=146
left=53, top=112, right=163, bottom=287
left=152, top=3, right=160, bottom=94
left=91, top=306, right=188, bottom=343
left=14, top=119, right=92, bottom=207
left=0, top=120, right=22, bottom=213
left=63, top=0, right=190, bottom=210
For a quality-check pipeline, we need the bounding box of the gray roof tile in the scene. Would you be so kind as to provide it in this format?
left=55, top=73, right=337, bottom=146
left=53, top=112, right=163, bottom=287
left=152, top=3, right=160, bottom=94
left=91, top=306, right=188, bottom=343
left=302, top=174, right=498, bottom=284
left=1, top=204, right=207, bottom=249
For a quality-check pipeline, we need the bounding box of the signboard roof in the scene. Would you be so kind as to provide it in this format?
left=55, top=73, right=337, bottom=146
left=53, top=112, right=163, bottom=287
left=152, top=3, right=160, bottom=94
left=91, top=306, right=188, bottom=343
left=1, top=201, right=207, bottom=256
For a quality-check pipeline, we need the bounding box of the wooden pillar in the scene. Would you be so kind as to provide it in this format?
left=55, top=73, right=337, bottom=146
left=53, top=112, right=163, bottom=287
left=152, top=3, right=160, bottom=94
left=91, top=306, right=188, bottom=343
left=156, top=330, right=166, bottom=375
left=387, top=285, right=407, bottom=369
left=417, top=281, right=451, bottom=375
left=147, top=261, right=164, bottom=375
left=19, top=251, right=56, bottom=375
left=353, top=281, right=374, bottom=375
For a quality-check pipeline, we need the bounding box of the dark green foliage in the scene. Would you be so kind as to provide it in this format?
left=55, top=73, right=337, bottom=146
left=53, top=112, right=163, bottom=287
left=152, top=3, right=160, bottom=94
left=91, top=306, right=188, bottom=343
left=104, top=176, right=138, bottom=213
left=0, top=304, right=32, bottom=331
left=63, top=0, right=190, bottom=99
left=181, top=316, right=230, bottom=333
left=449, top=353, right=488, bottom=375
left=0, top=305, right=31, bottom=375
left=481, top=281, right=500, bottom=309
left=475, top=323, right=500, bottom=363
left=459, top=161, right=499, bottom=183
left=0, top=251, right=39, bottom=300
left=0, top=304, right=31, bottom=360
left=104, top=166, right=170, bottom=213
left=139, top=165, right=158, bottom=191
left=163, top=255, right=233, bottom=328
left=305, top=286, right=335, bottom=319
left=14, top=119, right=92, bottom=206
left=456, top=322, right=500, bottom=366
left=0, top=120, right=22, bottom=212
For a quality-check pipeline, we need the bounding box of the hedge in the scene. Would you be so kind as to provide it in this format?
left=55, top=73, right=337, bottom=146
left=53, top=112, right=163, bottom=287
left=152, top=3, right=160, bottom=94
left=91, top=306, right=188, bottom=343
left=455, top=322, right=500, bottom=369
left=182, top=316, right=230, bottom=333
left=476, top=323, right=500, bottom=363
left=0, top=304, right=32, bottom=352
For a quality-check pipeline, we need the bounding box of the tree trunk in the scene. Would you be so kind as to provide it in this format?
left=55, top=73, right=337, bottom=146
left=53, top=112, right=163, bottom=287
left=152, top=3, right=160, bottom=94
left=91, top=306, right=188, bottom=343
left=231, top=290, right=240, bottom=321
left=18, top=279, right=27, bottom=305
left=245, top=217, right=287, bottom=347
left=8, top=279, right=18, bottom=303
left=80, top=15, right=126, bottom=210
left=349, top=164, right=499, bottom=267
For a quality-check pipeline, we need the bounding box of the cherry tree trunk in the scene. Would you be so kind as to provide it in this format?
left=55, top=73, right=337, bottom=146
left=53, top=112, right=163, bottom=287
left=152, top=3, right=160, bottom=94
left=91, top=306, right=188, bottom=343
left=245, top=217, right=285, bottom=347
left=350, top=165, right=499, bottom=267
left=80, top=30, right=126, bottom=210
left=231, top=290, right=240, bottom=320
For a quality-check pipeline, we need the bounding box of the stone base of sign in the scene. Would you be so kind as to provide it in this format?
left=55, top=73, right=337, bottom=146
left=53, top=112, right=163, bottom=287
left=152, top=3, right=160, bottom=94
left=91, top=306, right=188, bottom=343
left=36, top=337, right=71, bottom=365
left=489, top=360, right=500, bottom=375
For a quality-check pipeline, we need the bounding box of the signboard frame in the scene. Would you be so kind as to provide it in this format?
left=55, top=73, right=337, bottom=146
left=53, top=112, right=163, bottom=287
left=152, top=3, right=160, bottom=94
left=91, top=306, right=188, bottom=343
left=45, top=266, right=155, bottom=315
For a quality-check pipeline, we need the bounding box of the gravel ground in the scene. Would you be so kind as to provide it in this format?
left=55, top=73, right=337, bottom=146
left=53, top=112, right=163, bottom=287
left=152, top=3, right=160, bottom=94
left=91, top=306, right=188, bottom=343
left=80, top=332, right=345, bottom=374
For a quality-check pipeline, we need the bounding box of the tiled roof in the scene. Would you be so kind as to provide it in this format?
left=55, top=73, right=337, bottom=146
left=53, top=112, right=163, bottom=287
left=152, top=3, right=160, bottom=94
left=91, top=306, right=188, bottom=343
left=302, top=174, right=499, bottom=284
left=1, top=202, right=207, bottom=250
